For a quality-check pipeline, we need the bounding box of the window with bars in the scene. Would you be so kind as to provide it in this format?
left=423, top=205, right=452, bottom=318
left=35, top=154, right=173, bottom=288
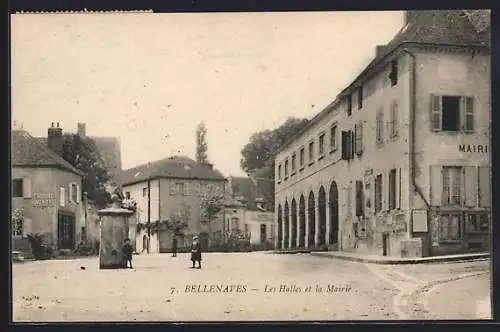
left=390, top=102, right=399, bottom=138
left=376, top=109, right=384, bottom=144
left=374, top=174, right=383, bottom=213
left=330, top=124, right=338, bottom=151
left=466, top=213, right=489, bottom=233
left=430, top=95, right=474, bottom=132
left=442, top=166, right=462, bottom=206
left=318, top=133, right=325, bottom=156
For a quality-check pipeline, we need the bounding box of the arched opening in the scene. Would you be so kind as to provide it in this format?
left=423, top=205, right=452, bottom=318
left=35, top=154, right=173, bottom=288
left=329, top=181, right=339, bottom=245
left=318, top=186, right=327, bottom=246
left=277, top=204, right=283, bottom=249
left=299, top=195, right=306, bottom=247
left=291, top=199, right=297, bottom=248
left=308, top=191, right=315, bottom=247
left=284, top=201, right=290, bottom=249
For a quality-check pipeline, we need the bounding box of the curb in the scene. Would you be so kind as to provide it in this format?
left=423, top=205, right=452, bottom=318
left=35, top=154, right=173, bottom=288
left=309, top=252, right=490, bottom=265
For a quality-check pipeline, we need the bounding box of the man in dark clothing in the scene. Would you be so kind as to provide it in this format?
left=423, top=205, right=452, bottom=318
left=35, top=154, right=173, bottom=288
left=122, top=238, right=133, bottom=269
left=190, top=236, right=202, bottom=269
left=172, top=236, right=178, bottom=257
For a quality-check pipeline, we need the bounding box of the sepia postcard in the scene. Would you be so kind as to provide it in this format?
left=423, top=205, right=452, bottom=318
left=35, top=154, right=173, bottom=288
left=10, top=9, right=492, bottom=322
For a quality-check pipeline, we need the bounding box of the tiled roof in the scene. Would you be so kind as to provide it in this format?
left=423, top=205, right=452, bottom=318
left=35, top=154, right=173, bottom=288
left=275, top=10, right=490, bottom=156
left=12, top=130, right=83, bottom=176
left=36, top=135, right=122, bottom=181
left=119, top=155, right=226, bottom=186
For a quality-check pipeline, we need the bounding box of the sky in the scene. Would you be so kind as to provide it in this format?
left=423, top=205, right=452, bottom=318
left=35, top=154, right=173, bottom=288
left=11, top=11, right=404, bottom=177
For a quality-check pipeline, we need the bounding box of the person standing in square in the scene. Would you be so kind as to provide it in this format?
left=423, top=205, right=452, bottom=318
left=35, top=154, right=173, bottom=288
left=190, top=235, right=202, bottom=269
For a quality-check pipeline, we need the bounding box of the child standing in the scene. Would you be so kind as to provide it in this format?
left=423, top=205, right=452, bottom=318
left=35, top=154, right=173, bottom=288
left=190, top=236, right=202, bottom=269
left=122, top=238, right=133, bottom=269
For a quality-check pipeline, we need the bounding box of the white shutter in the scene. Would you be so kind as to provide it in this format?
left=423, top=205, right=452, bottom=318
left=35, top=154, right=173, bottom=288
left=429, top=165, right=443, bottom=206
left=76, top=184, right=81, bottom=203
left=430, top=95, right=442, bottom=131
left=464, top=166, right=478, bottom=207
left=23, top=217, right=32, bottom=237
left=60, top=187, right=66, bottom=207
left=463, top=96, right=474, bottom=133
left=22, top=178, right=32, bottom=198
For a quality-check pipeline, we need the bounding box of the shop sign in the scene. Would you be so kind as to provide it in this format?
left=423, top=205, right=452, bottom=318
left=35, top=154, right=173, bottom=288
left=459, top=144, right=488, bottom=153
left=412, top=210, right=428, bottom=233
left=32, top=192, right=56, bottom=208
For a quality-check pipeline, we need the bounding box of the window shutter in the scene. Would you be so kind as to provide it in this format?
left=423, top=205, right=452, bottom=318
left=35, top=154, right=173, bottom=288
left=383, top=172, right=389, bottom=211
left=396, top=168, right=401, bottom=209
left=463, top=96, right=474, bottom=133
left=429, top=165, right=443, bottom=206
left=392, top=102, right=399, bottom=137
left=430, top=94, right=442, bottom=131
left=76, top=184, right=81, bottom=203
left=60, top=187, right=66, bottom=207
left=183, top=183, right=189, bottom=196
left=169, top=183, right=176, bottom=195
left=478, top=166, right=491, bottom=208
left=341, top=131, right=349, bottom=160
left=355, top=180, right=363, bottom=217
left=22, top=178, right=32, bottom=198
left=463, top=166, right=478, bottom=207
left=23, top=217, right=32, bottom=237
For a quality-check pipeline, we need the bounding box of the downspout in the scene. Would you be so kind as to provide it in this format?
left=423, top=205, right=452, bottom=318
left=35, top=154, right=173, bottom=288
left=402, top=48, right=431, bottom=211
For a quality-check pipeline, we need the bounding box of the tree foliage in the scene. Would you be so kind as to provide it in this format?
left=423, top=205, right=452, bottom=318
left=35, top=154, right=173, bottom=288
left=240, top=117, right=309, bottom=209
left=200, top=192, right=225, bottom=224
left=61, top=134, right=112, bottom=208
left=195, top=121, right=209, bottom=164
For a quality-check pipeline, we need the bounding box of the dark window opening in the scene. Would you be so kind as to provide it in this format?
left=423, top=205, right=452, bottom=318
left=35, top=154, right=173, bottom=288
left=357, top=86, right=363, bottom=109
left=390, top=60, right=398, bottom=86
left=441, top=96, right=461, bottom=131
left=347, top=94, right=352, bottom=116
left=12, top=179, right=23, bottom=197
left=388, top=169, right=397, bottom=210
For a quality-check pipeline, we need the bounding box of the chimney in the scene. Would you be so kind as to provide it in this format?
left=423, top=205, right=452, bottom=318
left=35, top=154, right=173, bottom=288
left=205, top=163, right=214, bottom=170
left=77, top=122, right=86, bottom=137
left=47, top=122, right=63, bottom=156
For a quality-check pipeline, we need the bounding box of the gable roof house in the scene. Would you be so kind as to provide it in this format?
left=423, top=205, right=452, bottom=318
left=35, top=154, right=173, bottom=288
left=119, top=156, right=227, bottom=253
left=12, top=128, right=85, bottom=254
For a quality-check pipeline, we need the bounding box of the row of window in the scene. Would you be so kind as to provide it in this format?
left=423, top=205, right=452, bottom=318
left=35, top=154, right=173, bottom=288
left=137, top=182, right=224, bottom=198
left=278, top=93, right=478, bottom=182
left=12, top=178, right=81, bottom=206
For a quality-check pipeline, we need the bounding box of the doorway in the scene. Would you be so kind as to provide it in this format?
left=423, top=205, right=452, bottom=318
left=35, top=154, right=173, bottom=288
left=58, top=211, right=76, bottom=250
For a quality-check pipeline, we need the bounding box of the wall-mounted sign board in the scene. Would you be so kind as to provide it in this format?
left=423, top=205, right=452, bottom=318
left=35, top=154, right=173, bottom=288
left=412, top=210, right=428, bottom=232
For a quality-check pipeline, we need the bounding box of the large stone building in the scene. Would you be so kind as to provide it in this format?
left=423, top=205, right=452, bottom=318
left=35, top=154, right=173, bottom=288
left=119, top=156, right=227, bottom=253
left=12, top=127, right=85, bottom=255
left=274, top=10, right=491, bottom=257
left=224, top=176, right=275, bottom=247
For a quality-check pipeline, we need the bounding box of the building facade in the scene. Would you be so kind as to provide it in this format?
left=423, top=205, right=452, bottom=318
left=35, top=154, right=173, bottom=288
left=120, top=156, right=227, bottom=253
left=12, top=128, right=85, bottom=254
left=224, top=176, right=275, bottom=247
left=274, top=10, right=491, bottom=257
